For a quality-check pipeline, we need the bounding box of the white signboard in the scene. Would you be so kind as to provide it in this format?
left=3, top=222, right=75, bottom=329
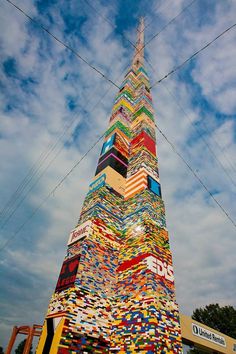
left=145, top=255, right=174, bottom=282
left=192, top=323, right=226, bottom=348
left=68, top=220, right=92, bottom=245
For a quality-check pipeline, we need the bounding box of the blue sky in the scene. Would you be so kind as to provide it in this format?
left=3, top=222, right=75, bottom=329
left=0, top=0, right=236, bottom=349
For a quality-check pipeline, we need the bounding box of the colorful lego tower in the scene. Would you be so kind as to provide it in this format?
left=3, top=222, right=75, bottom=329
left=36, top=18, right=183, bottom=354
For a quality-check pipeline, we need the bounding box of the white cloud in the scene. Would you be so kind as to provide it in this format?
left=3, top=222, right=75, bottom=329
left=0, top=0, right=236, bottom=349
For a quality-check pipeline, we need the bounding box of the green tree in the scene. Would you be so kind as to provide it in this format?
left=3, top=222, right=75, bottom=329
left=15, top=339, right=33, bottom=354
left=192, top=303, right=236, bottom=339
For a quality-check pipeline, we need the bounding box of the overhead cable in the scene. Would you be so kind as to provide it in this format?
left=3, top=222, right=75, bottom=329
left=155, top=123, right=236, bottom=229
left=82, top=0, right=136, bottom=50
left=0, top=56, right=132, bottom=243
left=2, top=0, right=236, bottom=246
left=4, top=0, right=120, bottom=89
left=82, top=0, right=197, bottom=88
left=0, top=118, right=76, bottom=224
left=2, top=118, right=235, bottom=254
left=142, top=0, right=169, bottom=32
left=0, top=73, right=126, bottom=230
left=151, top=22, right=236, bottom=88
left=145, top=59, right=236, bottom=190
left=6, top=0, right=234, bottom=94
left=143, top=0, right=197, bottom=48
left=200, top=118, right=236, bottom=175
left=0, top=133, right=105, bottom=252
left=1, top=0, right=136, bottom=231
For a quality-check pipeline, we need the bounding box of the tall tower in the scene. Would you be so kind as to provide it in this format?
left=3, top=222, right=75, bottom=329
left=37, top=19, right=183, bottom=354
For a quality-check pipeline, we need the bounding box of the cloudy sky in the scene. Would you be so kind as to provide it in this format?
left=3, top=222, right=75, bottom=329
left=0, top=0, right=236, bottom=349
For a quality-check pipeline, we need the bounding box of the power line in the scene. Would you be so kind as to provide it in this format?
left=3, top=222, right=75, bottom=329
left=86, top=0, right=162, bottom=53
left=83, top=0, right=234, bottom=103
left=80, top=1, right=236, bottom=212
left=142, top=0, right=169, bottom=32
left=82, top=0, right=115, bottom=29
left=0, top=133, right=105, bottom=252
left=4, top=0, right=120, bottom=89
left=0, top=74, right=123, bottom=231
left=0, top=84, right=109, bottom=227
left=0, top=0, right=178, bottom=225
left=145, top=59, right=236, bottom=190
left=0, top=57, right=132, bottom=239
left=0, top=118, right=76, bottom=224
left=1, top=0, right=130, bottom=227
left=82, top=0, right=136, bottom=50
left=0, top=119, right=79, bottom=230
left=6, top=0, right=233, bottom=97
left=133, top=4, right=236, bottom=192
left=82, top=0, right=197, bottom=89
left=143, top=0, right=198, bottom=49
left=155, top=123, right=236, bottom=229
left=2, top=118, right=235, bottom=253
left=145, top=52, right=236, bottom=226
left=2, top=1, right=235, bottom=245
left=1, top=0, right=139, bottom=231
left=151, top=22, right=236, bottom=88
left=199, top=118, right=236, bottom=175
left=140, top=4, right=236, bottom=186
left=166, top=83, right=236, bottom=189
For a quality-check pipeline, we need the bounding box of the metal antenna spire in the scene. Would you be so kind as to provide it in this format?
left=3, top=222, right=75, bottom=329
left=132, top=17, right=145, bottom=68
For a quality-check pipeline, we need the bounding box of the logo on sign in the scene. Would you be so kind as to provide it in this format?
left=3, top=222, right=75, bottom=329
left=192, top=323, right=226, bottom=348
left=145, top=255, right=174, bottom=282
left=68, top=220, right=92, bottom=245
left=192, top=324, right=199, bottom=335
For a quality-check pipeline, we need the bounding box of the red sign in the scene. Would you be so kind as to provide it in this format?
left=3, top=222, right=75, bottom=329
left=55, top=255, right=80, bottom=292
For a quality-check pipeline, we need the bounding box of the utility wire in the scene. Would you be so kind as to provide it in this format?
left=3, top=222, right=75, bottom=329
left=167, top=83, right=236, bottom=189
left=82, top=0, right=197, bottom=88
left=0, top=85, right=110, bottom=227
left=124, top=0, right=236, bottom=192
left=1, top=0, right=140, bottom=231
left=145, top=59, right=236, bottom=190
left=0, top=134, right=72, bottom=231
left=82, top=0, right=115, bottom=29
left=0, top=71, right=126, bottom=231
left=0, top=53, right=133, bottom=231
left=142, top=0, right=168, bottom=32
left=151, top=22, right=236, bottom=88
left=83, top=0, right=235, bottom=107
left=142, top=0, right=194, bottom=33
left=4, top=0, right=232, bottom=225
left=83, top=0, right=169, bottom=40
left=2, top=0, right=235, bottom=244
left=155, top=123, right=236, bottom=229
left=0, top=118, right=76, bottom=223
left=4, top=0, right=120, bottom=89
left=2, top=118, right=235, bottom=253
left=126, top=5, right=236, bottom=191
left=0, top=133, right=105, bottom=252
left=200, top=117, right=236, bottom=174
left=0, top=0, right=130, bottom=226
left=86, top=1, right=236, bottom=205
left=143, top=0, right=198, bottom=49
left=6, top=0, right=234, bottom=94
left=82, top=0, right=136, bottom=50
